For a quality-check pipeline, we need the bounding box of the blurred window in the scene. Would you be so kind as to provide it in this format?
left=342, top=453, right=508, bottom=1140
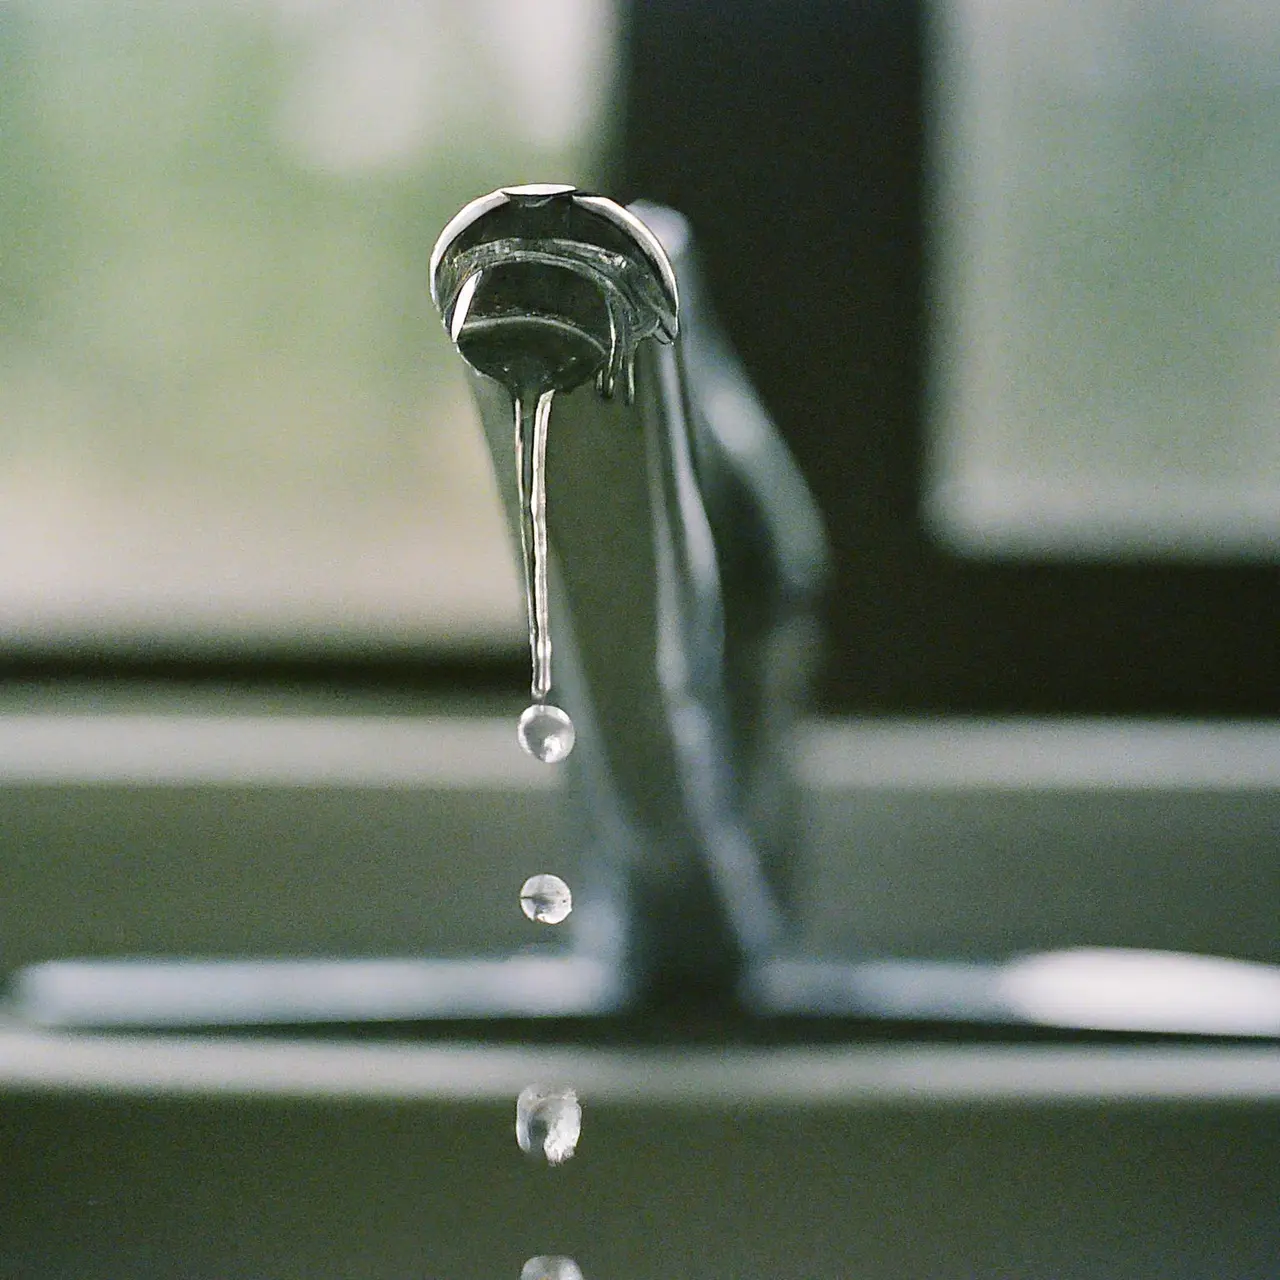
left=0, top=0, right=616, bottom=653
left=927, top=0, right=1280, bottom=558
left=619, top=0, right=1280, bottom=714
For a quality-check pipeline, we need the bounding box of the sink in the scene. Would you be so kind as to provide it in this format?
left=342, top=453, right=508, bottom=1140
left=2, top=1026, right=1279, bottom=1279
left=2, top=705, right=1278, bottom=979
left=3, top=703, right=1280, bottom=1275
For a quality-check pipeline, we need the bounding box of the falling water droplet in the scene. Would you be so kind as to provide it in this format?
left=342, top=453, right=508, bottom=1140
left=517, top=703, right=576, bottom=764
left=516, top=1085, right=581, bottom=1165
left=521, top=1259, right=585, bottom=1280
left=520, top=873, right=573, bottom=925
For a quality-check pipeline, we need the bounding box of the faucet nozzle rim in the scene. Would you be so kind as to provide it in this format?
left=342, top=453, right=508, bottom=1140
left=429, top=187, right=680, bottom=341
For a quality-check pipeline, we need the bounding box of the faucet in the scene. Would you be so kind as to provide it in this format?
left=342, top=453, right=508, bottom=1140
left=430, top=184, right=828, bottom=1007
left=11, top=183, right=829, bottom=1031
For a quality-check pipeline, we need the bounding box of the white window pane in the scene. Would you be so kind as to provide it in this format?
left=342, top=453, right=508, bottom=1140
left=926, top=0, right=1280, bottom=557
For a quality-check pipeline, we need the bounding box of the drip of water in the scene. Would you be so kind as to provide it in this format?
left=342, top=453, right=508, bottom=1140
left=521, top=1259, right=585, bottom=1280
left=514, top=389, right=576, bottom=762
left=520, top=873, right=573, bottom=924
left=515, top=389, right=555, bottom=701
left=515, top=1085, right=581, bottom=1165
left=517, top=703, right=576, bottom=763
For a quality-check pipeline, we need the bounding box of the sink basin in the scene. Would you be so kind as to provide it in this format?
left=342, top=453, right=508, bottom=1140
left=3, top=706, right=1279, bottom=979
left=3, top=702, right=1279, bottom=1276
left=2, top=1026, right=1279, bottom=1279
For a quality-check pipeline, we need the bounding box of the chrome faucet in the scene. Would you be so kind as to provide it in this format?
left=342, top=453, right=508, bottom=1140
left=430, top=185, right=828, bottom=1004
left=11, top=184, right=828, bottom=1030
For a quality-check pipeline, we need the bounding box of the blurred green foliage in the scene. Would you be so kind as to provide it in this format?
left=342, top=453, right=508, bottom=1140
left=0, top=0, right=604, bottom=491
left=0, top=0, right=609, bottom=638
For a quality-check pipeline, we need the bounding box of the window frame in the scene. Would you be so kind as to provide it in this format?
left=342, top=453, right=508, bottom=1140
left=618, top=0, right=1280, bottom=718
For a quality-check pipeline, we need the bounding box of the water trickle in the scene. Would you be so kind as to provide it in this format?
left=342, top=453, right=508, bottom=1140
left=520, top=873, right=573, bottom=925
left=517, top=703, right=575, bottom=764
left=521, top=1259, right=585, bottom=1280
left=512, top=389, right=577, bottom=762
left=516, top=1085, right=581, bottom=1165
left=515, top=391, right=555, bottom=701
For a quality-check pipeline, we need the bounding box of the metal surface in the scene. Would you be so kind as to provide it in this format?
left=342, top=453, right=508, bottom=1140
left=8, top=711, right=1280, bottom=1032
left=431, top=186, right=827, bottom=1000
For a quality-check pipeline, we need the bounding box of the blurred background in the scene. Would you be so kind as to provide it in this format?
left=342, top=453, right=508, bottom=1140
left=928, top=0, right=1280, bottom=559
left=0, top=0, right=617, bottom=655
left=3, top=0, right=1279, bottom=717
left=621, top=0, right=1280, bottom=717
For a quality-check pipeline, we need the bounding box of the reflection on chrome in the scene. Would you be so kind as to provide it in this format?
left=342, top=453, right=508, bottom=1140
left=998, top=948, right=1280, bottom=1037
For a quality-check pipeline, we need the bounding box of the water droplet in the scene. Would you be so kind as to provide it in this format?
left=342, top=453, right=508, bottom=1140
left=520, top=873, right=573, bottom=925
left=517, top=703, right=576, bottom=763
left=516, top=1085, right=581, bottom=1165
left=521, top=1259, right=585, bottom=1280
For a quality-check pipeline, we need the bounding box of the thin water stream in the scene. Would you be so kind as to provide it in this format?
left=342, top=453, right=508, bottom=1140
left=513, top=388, right=576, bottom=763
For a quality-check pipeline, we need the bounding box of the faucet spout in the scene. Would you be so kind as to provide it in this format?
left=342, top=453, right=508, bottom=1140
left=431, top=186, right=827, bottom=1003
